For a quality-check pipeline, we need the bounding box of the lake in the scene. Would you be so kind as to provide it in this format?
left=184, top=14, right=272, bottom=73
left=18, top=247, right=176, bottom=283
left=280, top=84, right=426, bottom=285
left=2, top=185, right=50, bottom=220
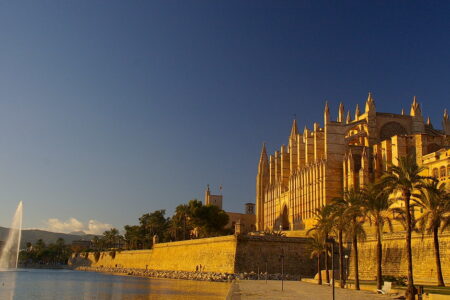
left=0, top=269, right=231, bottom=299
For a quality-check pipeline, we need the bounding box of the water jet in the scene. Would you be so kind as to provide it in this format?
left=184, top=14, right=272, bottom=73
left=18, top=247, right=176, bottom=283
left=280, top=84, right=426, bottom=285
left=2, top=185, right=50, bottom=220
left=0, top=201, right=23, bottom=269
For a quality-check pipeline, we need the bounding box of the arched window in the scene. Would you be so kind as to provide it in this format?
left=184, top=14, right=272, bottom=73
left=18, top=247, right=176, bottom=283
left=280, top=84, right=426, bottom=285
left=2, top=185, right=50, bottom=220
left=440, top=166, right=446, bottom=178
left=432, top=168, right=439, bottom=178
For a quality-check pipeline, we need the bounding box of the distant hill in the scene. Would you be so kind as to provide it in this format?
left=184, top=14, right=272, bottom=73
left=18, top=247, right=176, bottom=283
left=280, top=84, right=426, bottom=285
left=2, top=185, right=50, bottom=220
left=0, top=227, right=98, bottom=249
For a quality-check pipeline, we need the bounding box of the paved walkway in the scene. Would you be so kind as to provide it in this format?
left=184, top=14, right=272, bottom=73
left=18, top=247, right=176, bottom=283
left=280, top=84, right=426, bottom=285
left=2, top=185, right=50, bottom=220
left=229, top=280, right=397, bottom=300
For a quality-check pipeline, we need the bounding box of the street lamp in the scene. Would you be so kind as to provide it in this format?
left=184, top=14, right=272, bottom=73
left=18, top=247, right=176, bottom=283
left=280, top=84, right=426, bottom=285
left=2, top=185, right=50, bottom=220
left=326, top=237, right=335, bottom=300
left=344, top=254, right=349, bottom=287
left=280, top=248, right=285, bottom=291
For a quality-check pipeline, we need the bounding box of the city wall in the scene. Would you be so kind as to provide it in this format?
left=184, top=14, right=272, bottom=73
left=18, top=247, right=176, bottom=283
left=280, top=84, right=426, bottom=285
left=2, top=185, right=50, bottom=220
left=69, top=235, right=315, bottom=276
left=349, top=232, right=450, bottom=284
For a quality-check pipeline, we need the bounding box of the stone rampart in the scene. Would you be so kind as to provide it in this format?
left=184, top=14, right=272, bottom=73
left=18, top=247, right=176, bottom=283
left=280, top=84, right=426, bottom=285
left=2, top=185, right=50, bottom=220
left=69, top=235, right=315, bottom=277
left=349, top=232, right=450, bottom=284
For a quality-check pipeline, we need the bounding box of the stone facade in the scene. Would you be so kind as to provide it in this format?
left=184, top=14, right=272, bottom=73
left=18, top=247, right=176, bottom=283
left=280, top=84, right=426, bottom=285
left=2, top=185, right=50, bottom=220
left=256, top=94, right=450, bottom=231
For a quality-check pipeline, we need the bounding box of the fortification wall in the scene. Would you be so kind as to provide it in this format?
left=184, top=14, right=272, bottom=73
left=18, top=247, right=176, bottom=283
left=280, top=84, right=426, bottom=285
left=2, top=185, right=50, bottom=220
left=235, top=236, right=315, bottom=276
left=350, top=232, right=450, bottom=284
left=69, top=235, right=315, bottom=276
left=150, top=235, right=237, bottom=273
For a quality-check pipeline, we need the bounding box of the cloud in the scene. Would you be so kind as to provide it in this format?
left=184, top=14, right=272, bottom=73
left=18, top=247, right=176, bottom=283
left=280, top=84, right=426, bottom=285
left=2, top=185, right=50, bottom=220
left=43, top=218, right=113, bottom=235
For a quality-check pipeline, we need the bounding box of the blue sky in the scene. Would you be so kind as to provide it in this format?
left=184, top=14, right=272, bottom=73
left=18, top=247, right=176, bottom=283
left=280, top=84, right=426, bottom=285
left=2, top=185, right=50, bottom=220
left=0, top=1, right=449, bottom=233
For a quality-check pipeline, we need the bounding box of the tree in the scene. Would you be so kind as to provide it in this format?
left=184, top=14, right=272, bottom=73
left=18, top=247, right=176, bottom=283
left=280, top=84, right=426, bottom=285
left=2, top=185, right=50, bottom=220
left=102, top=228, right=121, bottom=249
left=333, top=188, right=366, bottom=290
left=329, top=198, right=350, bottom=288
left=362, top=183, right=394, bottom=290
left=307, top=205, right=333, bottom=284
left=124, top=225, right=143, bottom=249
left=190, top=204, right=229, bottom=237
left=415, top=180, right=450, bottom=287
left=168, top=203, right=195, bottom=241
left=309, top=231, right=326, bottom=285
left=381, top=155, right=427, bottom=300
left=139, top=210, right=169, bottom=246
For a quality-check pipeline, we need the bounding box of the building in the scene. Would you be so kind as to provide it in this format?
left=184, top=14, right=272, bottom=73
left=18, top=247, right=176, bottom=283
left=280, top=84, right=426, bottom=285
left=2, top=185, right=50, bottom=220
left=204, top=184, right=223, bottom=209
left=203, top=186, right=256, bottom=233
left=256, top=94, right=450, bottom=231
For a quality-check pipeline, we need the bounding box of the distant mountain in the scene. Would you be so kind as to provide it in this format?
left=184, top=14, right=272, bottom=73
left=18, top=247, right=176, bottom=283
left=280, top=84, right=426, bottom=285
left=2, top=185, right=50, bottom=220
left=69, top=231, right=87, bottom=236
left=0, top=227, right=98, bottom=249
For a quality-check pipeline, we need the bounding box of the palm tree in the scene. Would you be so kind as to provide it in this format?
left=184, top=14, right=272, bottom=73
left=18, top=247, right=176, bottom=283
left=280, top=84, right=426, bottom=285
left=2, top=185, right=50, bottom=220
left=333, top=188, right=366, bottom=290
left=308, top=205, right=333, bottom=284
left=329, top=198, right=350, bottom=288
left=309, top=231, right=326, bottom=285
left=381, top=154, right=426, bottom=300
left=362, top=183, right=394, bottom=290
left=415, top=180, right=450, bottom=287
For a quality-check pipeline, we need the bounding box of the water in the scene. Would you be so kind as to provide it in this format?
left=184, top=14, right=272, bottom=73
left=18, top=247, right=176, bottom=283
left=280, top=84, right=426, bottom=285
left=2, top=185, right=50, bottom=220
left=0, top=202, right=23, bottom=269
left=0, top=269, right=231, bottom=300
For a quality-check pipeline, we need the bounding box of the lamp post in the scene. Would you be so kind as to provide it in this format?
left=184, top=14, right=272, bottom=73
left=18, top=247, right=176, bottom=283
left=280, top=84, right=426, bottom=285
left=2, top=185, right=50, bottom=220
left=280, top=248, right=285, bottom=291
left=344, top=254, right=349, bottom=288
left=327, top=237, right=335, bottom=300
left=265, top=259, right=268, bottom=284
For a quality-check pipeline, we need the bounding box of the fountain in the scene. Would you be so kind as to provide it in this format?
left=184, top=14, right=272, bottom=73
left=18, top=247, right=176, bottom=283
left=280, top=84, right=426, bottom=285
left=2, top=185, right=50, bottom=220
left=0, top=201, right=23, bottom=269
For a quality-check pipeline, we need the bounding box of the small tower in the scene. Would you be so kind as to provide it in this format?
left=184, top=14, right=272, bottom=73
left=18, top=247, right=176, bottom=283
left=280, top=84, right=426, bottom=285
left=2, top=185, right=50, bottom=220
left=338, top=102, right=345, bottom=123
left=205, top=184, right=223, bottom=209
left=289, top=119, right=299, bottom=173
left=359, top=147, right=369, bottom=188
left=355, top=104, right=360, bottom=120
left=364, top=92, right=377, bottom=145
left=245, top=203, right=255, bottom=215
left=346, top=110, right=351, bottom=124
left=324, top=101, right=330, bottom=124
left=365, top=92, right=376, bottom=116
left=255, top=143, right=269, bottom=230
left=410, top=96, right=425, bottom=133
left=443, top=109, right=450, bottom=135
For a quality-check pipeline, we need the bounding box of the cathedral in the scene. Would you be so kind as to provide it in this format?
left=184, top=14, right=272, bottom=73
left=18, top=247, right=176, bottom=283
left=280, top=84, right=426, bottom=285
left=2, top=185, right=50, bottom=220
left=256, top=94, right=450, bottom=232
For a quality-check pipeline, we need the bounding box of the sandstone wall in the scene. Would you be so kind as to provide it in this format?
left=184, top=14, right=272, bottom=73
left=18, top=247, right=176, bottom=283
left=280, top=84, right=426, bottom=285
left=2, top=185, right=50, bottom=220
left=150, top=236, right=237, bottom=273
left=349, top=232, right=450, bottom=284
left=69, top=235, right=315, bottom=276
left=235, top=236, right=315, bottom=276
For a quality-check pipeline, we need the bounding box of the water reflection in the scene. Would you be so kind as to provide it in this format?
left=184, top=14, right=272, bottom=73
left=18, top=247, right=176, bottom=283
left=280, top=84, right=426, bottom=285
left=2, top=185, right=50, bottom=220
left=0, top=269, right=230, bottom=299
left=0, top=269, right=16, bottom=300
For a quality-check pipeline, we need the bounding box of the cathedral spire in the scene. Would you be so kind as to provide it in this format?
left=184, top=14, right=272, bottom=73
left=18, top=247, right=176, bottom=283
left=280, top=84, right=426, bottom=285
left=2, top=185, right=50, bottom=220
left=346, top=110, right=351, bottom=124
left=426, top=116, right=431, bottom=126
left=443, top=109, right=450, bottom=135
left=338, top=102, right=345, bottom=122
left=290, top=119, right=298, bottom=138
left=324, top=101, right=330, bottom=124
left=410, top=96, right=422, bottom=117
left=355, top=104, right=360, bottom=119
left=365, top=92, right=376, bottom=114
left=401, top=108, right=405, bottom=115
left=259, top=143, right=268, bottom=164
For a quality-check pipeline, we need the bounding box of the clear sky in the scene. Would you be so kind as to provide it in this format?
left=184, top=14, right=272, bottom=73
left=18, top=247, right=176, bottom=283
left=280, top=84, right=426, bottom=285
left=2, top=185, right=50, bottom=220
left=0, top=1, right=449, bottom=233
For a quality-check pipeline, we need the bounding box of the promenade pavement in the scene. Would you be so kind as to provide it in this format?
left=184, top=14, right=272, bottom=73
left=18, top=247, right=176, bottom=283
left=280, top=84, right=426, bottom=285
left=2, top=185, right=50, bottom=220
left=229, top=280, right=398, bottom=300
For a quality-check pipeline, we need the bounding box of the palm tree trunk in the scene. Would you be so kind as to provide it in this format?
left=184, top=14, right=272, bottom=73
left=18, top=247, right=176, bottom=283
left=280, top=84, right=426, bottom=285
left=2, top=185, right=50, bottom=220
left=376, top=224, right=383, bottom=290
left=433, top=226, right=445, bottom=286
left=339, top=229, right=345, bottom=288
left=353, top=233, right=360, bottom=290
left=325, top=244, right=330, bottom=284
left=404, top=191, right=415, bottom=300
left=318, top=255, right=322, bottom=285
